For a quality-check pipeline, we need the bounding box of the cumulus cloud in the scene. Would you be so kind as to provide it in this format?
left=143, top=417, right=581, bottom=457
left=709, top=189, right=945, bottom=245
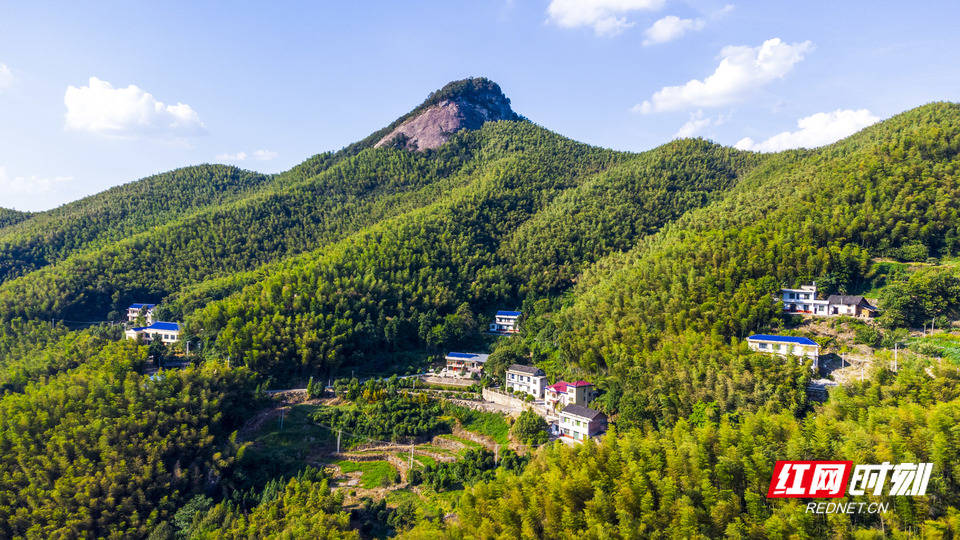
left=216, top=149, right=278, bottom=162
left=643, top=16, right=705, bottom=45
left=635, top=38, right=813, bottom=113
left=674, top=110, right=728, bottom=138
left=734, top=109, right=880, bottom=152
left=547, top=0, right=666, bottom=36
left=0, top=166, right=73, bottom=197
left=64, top=77, right=205, bottom=138
left=0, top=63, right=13, bottom=90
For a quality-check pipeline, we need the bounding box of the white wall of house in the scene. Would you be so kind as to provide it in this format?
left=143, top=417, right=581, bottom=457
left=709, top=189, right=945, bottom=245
left=506, top=370, right=546, bottom=398
left=748, top=340, right=819, bottom=369
left=125, top=328, right=179, bottom=344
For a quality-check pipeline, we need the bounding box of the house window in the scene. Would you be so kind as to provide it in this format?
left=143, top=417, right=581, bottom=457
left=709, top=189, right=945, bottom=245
left=759, top=343, right=768, bottom=349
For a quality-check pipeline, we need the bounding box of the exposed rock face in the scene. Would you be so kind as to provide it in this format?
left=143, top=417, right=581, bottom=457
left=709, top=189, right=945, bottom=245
left=375, top=79, right=518, bottom=151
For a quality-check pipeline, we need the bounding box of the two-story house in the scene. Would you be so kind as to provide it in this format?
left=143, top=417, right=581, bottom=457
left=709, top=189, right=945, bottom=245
left=780, top=283, right=829, bottom=315
left=505, top=364, right=547, bottom=399
left=747, top=334, right=820, bottom=370
left=545, top=380, right=594, bottom=410
left=444, top=352, right=489, bottom=378
left=127, top=303, right=157, bottom=324
left=489, top=310, right=521, bottom=334
left=559, top=404, right=607, bottom=443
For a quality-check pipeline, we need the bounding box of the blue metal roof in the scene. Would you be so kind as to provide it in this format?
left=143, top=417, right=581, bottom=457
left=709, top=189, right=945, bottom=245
left=129, top=303, right=156, bottom=309
left=446, top=352, right=489, bottom=362
left=496, top=310, right=521, bottom=317
left=135, top=321, right=180, bottom=332
left=748, top=334, right=818, bottom=346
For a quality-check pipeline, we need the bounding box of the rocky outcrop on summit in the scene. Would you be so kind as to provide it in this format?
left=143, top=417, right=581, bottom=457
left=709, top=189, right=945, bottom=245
left=375, top=78, right=519, bottom=151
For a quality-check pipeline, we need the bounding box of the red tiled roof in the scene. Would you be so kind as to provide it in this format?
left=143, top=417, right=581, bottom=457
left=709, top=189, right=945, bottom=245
left=548, top=380, right=593, bottom=393
left=547, top=382, right=569, bottom=393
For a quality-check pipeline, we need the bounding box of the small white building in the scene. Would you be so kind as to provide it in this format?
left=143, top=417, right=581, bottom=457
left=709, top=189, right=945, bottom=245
left=444, top=352, right=489, bottom=378
left=825, top=295, right=879, bottom=318
left=489, top=310, right=521, bottom=334
left=126, top=303, right=157, bottom=324
left=747, top=334, right=820, bottom=370
left=505, top=364, right=547, bottom=399
left=559, top=404, right=607, bottom=443
left=780, top=284, right=829, bottom=315
left=124, top=321, right=181, bottom=344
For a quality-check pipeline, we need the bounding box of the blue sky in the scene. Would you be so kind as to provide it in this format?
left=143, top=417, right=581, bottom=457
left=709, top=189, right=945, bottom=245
left=2, top=1, right=959, bottom=211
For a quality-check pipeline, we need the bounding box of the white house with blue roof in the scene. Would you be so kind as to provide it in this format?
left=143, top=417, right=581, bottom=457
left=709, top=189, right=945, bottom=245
left=125, top=321, right=181, bottom=344
left=127, top=303, right=157, bottom=324
left=444, top=352, right=489, bottom=377
left=747, top=334, right=820, bottom=369
left=489, top=310, right=521, bottom=334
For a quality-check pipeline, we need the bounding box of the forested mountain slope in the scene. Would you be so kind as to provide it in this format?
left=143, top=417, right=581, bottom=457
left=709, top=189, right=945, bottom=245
left=0, top=208, right=32, bottom=230
left=0, top=123, right=621, bottom=324
left=551, top=102, right=960, bottom=372
left=0, top=165, right=273, bottom=281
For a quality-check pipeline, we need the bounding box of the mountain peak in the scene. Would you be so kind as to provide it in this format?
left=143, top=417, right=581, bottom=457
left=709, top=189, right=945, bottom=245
left=375, top=77, right=519, bottom=151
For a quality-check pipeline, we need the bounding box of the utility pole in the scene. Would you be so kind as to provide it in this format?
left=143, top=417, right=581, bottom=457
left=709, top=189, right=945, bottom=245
left=337, top=429, right=342, bottom=454
left=894, top=343, right=899, bottom=372
left=279, top=408, right=284, bottom=431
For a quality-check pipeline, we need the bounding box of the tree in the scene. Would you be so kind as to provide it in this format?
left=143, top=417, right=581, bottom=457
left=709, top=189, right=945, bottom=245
left=511, top=409, right=548, bottom=445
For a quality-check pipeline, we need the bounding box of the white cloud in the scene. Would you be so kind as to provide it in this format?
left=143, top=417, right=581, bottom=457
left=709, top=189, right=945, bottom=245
left=674, top=110, right=729, bottom=138
left=251, top=149, right=278, bottom=161
left=216, top=149, right=278, bottom=162
left=0, top=63, right=13, bottom=90
left=547, top=0, right=666, bottom=36
left=216, top=152, right=248, bottom=161
left=64, top=77, right=205, bottom=138
left=643, top=16, right=705, bottom=46
left=734, top=109, right=880, bottom=152
left=635, top=38, right=813, bottom=113
left=717, top=4, right=735, bottom=15
left=0, top=166, right=73, bottom=197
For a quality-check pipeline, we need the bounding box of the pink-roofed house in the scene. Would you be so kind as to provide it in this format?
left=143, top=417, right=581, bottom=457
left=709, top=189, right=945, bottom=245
left=545, top=380, right=594, bottom=410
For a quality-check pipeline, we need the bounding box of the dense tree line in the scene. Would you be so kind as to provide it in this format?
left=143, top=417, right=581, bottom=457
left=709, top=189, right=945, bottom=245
left=311, top=392, right=448, bottom=444
left=0, top=208, right=31, bottom=229
left=0, top=321, right=120, bottom=393
left=182, top=467, right=355, bottom=539
left=408, top=448, right=528, bottom=492
left=878, top=266, right=960, bottom=328
left=0, top=352, right=260, bottom=538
